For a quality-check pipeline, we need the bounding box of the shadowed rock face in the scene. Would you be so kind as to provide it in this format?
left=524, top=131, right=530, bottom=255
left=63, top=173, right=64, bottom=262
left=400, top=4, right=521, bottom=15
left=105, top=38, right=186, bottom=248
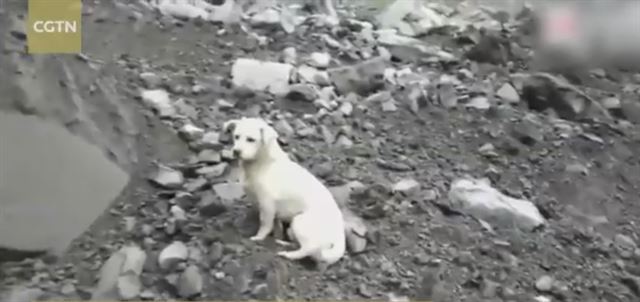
left=0, top=112, right=129, bottom=262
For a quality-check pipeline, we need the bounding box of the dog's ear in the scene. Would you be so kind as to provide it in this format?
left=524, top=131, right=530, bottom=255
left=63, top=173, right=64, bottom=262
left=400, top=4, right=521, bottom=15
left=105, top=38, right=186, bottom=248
left=223, top=119, right=238, bottom=134
left=260, top=125, right=279, bottom=144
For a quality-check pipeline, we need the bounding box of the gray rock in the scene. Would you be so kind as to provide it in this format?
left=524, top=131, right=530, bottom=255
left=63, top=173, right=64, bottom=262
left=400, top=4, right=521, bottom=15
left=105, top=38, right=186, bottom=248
left=382, top=99, right=398, bottom=112
left=196, top=163, right=228, bottom=179
left=308, top=52, right=331, bottom=69
left=328, top=56, right=387, bottom=95
left=343, top=208, right=368, bottom=254
left=140, top=89, right=176, bottom=118
left=231, top=58, right=293, bottom=96
left=282, top=47, right=297, bottom=64
left=158, top=241, right=188, bottom=271
left=197, top=149, right=222, bottom=164
left=178, top=265, right=203, bottom=298
left=2, top=287, right=45, bottom=302
left=93, top=248, right=127, bottom=299
left=286, top=83, right=319, bottom=102
left=117, top=274, right=141, bottom=300
left=391, top=178, right=420, bottom=195
left=535, top=275, right=554, bottom=292
left=198, top=192, right=228, bottom=217
left=178, top=123, right=205, bottom=142
left=274, top=119, right=295, bottom=138
left=149, top=164, right=184, bottom=189
left=212, top=182, right=245, bottom=201
left=465, top=96, right=491, bottom=110
left=120, top=245, right=147, bottom=276
left=199, top=131, right=222, bottom=149
left=297, top=65, right=330, bottom=85
left=496, top=83, right=520, bottom=103
left=139, top=72, right=161, bottom=88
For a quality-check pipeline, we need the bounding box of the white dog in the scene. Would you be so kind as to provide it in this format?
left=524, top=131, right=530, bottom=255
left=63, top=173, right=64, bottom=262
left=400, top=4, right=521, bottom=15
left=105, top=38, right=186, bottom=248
left=223, top=117, right=346, bottom=266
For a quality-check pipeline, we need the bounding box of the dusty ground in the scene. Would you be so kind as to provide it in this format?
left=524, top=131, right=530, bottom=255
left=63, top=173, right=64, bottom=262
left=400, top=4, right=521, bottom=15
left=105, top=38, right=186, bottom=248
left=2, top=0, right=640, bottom=301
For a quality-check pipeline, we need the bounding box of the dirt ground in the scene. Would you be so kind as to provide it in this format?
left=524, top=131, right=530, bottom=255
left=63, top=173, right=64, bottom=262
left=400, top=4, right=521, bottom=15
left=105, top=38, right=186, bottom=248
left=2, top=0, right=640, bottom=301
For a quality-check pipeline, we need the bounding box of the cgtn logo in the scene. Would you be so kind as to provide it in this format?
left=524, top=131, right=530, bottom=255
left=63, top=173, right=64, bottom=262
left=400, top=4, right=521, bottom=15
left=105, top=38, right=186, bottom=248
left=32, top=20, right=78, bottom=33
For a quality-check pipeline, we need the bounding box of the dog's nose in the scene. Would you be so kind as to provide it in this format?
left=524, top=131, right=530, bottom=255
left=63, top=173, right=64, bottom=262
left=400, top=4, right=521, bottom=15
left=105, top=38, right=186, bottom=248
left=233, top=149, right=241, bottom=157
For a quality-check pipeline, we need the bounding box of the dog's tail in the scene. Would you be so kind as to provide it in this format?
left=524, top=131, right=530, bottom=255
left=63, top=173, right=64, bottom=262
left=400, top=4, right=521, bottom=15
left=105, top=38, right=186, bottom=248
left=320, top=227, right=346, bottom=265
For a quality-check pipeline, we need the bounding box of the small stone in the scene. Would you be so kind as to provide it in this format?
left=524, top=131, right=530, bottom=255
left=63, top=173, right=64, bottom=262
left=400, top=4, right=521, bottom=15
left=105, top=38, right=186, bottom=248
left=198, top=192, right=228, bottom=217
left=196, top=163, right=228, bottom=179
left=212, top=182, right=245, bottom=201
left=197, top=149, right=222, bottom=163
left=335, top=135, right=354, bottom=148
left=274, top=119, right=295, bottom=138
left=339, top=101, right=354, bottom=116
left=178, top=124, right=204, bottom=142
left=308, top=52, right=331, bottom=68
left=117, top=274, right=141, bottom=300
left=140, top=89, right=176, bottom=118
left=496, top=83, right=520, bottom=103
left=392, top=178, right=420, bottom=195
left=382, top=100, right=398, bottom=112
left=199, top=131, right=222, bottom=149
left=286, top=83, right=318, bottom=102
left=158, top=241, right=189, bottom=270
left=535, top=275, right=554, bottom=292
left=178, top=265, right=203, bottom=298
left=282, top=47, right=297, bottom=64
left=466, top=96, right=491, bottom=109
left=149, top=164, right=184, bottom=189
left=139, top=72, right=161, bottom=88
left=231, top=58, right=293, bottom=96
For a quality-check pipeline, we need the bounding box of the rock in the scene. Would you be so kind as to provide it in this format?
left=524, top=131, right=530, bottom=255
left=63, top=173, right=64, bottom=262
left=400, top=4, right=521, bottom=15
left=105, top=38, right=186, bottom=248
left=522, top=72, right=611, bottom=121
left=437, top=82, right=457, bottom=108
left=376, top=29, right=453, bottom=63
left=308, top=52, right=331, bottom=68
left=140, top=89, right=176, bottom=118
left=382, top=99, right=398, bottom=112
left=286, top=83, right=319, bottom=102
left=376, top=0, right=446, bottom=37
left=197, top=150, right=222, bottom=164
left=213, top=182, right=244, bottom=201
left=510, top=117, right=543, bottom=146
left=274, top=119, right=295, bottom=138
left=465, top=96, right=491, bottom=109
left=328, top=56, right=387, bottom=96
left=297, top=65, right=330, bottom=86
left=196, top=163, right=228, bottom=179
left=139, top=72, right=161, bottom=88
left=392, top=178, right=420, bottom=195
left=615, top=234, right=637, bottom=258
left=149, top=164, right=184, bottom=189
left=93, top=248, right=127, bottom=299
left=2, top=287, right=45, bottom=302
left=231, top=58, right=293, bottom=96
left=447, top=178, right=545, bottom=231
left=249, top=8, right=280, bottom=26
left=117, top=274, right=142, bottom=300
left=120, top=245, right=147, bottom=276
left=178, top=265, right=203, bottom=298
left=339, top=101, right=354, bottom=116
left=178, top=123, right=204, bottom=142
left=282, top=47, right=297, bottom=64
left=535, top=275, right=554, bottom=292
left=343, top=208, right=368, bottom=254
left=158, top=241, right=189, bottom=270
left=199, top=131, right=222, bottom=149
left=496, top=83, right=520, bottom=103
left=198, top=192, right=228, bottom=217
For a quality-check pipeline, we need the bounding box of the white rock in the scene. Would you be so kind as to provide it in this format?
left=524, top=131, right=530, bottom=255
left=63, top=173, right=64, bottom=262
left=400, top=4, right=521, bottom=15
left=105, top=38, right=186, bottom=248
left=392, top=178, right=420, bottom=194
left=231, top=58, right=293, bottom=96
left=465, top=96, right=491, bottom=109
left=170, top=205, right=187, bottom=221
left=448, top=178, right=545, bottom=231
left=282, top=47, right=297, bottom=64
left=376, top=0, right=445, bottom=37
left=213, top=182, right=245, bottom=201
left=338, top=101, right=354, bottom=116
left=179, top=123, right=205, bottom=141
left=93, top=248, right=127, bottom=299
left=151, top=0, right=236, bottom=23
left=150, top=164, right=184, bottom=189
left=249, top=8, right=280, bottom=25
left=308, top=52, right=331, bottom=68
left=140, top=89, right=175, bottom=118
left=178, top=265, right=203, bottom=298
left=120, top=245, right=147, bottom=276
left=200, top=131, right=221, bottom=149
left=343, top=208, right=368, bottom=254
left=496, top=83, right=520, bottom=103
left=158, top=241, right=189, bottom=270
left=117, top=274, right=142, bottom=300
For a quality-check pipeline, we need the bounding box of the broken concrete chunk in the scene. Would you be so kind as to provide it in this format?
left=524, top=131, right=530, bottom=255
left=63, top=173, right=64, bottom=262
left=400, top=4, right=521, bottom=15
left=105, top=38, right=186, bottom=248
left=231, top=58, right=293, bottom=96
left=448, top=178, right=545, bottom=231
left=158, top=241, right=189, bottom=270
left=140, top=89, right=176, bottom=118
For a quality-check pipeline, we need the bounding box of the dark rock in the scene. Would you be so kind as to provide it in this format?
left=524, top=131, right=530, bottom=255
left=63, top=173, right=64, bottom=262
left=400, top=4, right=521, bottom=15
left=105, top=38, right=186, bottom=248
left=328, top=56, right=387, bottom=96
left=199, top=192, right=228, bottom=217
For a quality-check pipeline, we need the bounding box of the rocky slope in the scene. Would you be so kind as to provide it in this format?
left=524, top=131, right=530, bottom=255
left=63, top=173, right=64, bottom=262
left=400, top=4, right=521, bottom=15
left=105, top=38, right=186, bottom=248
left=2, top=0, right=640, bottom=301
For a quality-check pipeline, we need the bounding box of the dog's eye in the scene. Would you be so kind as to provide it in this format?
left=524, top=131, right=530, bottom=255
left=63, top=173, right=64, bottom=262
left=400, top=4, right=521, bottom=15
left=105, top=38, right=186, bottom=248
left=234, top=135, right=240, bottom=140
left=247, top=137, right=256, bottom=143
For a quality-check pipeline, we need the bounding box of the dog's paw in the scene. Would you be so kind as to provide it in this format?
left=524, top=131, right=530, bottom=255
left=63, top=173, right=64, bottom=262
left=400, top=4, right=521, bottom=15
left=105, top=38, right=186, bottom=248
left=250, top=235, right=267, bottom=241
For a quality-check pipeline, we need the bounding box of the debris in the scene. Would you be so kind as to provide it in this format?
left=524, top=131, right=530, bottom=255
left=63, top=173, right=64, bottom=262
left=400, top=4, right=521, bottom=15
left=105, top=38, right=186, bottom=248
left=308, top=52, right=331, bottom=69
left=158, top=241, right=189, bottom=270
left=496, top=83, right=520, bottom=103
left=149, top=164, right=184, bottom=189
left=447, top=178, right=545, bottom=231
left=140, top=89, right=176, bottom=118
left=177, top=265, right=203, bottom=298
left=231, top=58, right=293, bottom=95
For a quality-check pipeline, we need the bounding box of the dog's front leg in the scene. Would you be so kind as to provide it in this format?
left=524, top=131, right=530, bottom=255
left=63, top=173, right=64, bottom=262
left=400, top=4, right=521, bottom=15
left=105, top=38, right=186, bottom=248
left=250, top=201, right=276, bottom=241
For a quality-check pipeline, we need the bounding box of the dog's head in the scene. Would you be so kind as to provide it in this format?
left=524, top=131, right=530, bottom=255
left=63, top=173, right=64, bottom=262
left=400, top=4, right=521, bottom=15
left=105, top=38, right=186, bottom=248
left=223, top=117, right=279, bottom=162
